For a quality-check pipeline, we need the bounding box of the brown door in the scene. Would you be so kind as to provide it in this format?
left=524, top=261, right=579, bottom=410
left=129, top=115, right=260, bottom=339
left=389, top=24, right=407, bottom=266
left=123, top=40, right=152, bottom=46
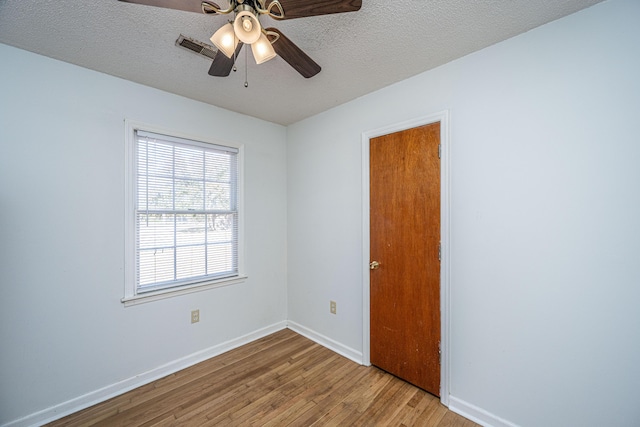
left=369, top=122, right=441, bottom=396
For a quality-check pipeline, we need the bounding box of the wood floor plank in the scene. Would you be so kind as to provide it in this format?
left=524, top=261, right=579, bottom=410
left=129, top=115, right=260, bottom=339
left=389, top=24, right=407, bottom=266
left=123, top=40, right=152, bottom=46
left=133, top=330, right=301, bottom=411
left=261, top=358, right=369, bottom=427
left=308, top=375, right=379, bottom=427
left=354, top=380, right=418, bottom=425
left=286, top=368, right=385, bottom=426
left=189, top=343, right=331, bottom=425
left=109, top=337, right=311, bottom=425
left=240, top=354, right=344, bottom=425
left=170, top=344, right=318, bottom=424
left=392, top=391, right=442, bottom=426
left=46, top=329, right=479, bottom=427
left=302, top=367, right=392, bottom=426
left=437, top=410, right=480, bottom=427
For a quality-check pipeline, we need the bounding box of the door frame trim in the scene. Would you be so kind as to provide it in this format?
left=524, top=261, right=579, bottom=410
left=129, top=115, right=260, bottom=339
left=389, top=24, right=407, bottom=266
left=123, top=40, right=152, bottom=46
left=361, top=110, right=451, bottom=406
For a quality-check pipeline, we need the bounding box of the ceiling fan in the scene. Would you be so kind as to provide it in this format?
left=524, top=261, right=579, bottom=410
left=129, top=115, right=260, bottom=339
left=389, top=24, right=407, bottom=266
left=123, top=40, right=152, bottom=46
left=119, top=0, right=362, bottom=79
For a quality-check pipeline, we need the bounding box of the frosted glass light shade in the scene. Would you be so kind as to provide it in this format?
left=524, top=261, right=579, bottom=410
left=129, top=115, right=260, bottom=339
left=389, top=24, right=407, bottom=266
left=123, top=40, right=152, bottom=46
left=233, top=11, right=261, bottom=44
left=210, top=23, right=238, bottom=58
left=251, top=33, right=276, bottom=64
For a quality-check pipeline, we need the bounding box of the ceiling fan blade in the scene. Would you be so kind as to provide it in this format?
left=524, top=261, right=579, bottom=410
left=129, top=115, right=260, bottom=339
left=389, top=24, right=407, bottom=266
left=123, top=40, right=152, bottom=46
left=118, top=0, right=220, bottom=14
left=266, top=28, right=321, bottom=78
left=208, top=43, right=244, bottom=77
left=266, top=0, right=361, bottom=19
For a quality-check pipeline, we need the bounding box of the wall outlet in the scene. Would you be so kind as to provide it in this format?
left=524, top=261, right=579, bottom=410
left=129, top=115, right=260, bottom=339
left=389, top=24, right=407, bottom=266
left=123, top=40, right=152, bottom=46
left=330, top=301, right=337, bottom=315
left=191, top=309, right=200, bottom=324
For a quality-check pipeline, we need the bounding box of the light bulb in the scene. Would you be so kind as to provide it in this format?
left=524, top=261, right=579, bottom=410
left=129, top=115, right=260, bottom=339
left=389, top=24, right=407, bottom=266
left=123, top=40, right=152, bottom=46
left=221, top=34, right=234, bottom=49
left=242, top=17, right=252, bottom=32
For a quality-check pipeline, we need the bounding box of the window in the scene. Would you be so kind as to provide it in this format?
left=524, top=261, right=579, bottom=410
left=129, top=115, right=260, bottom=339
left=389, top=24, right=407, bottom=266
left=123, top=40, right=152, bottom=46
left=124, top=123, right=245, bottom=305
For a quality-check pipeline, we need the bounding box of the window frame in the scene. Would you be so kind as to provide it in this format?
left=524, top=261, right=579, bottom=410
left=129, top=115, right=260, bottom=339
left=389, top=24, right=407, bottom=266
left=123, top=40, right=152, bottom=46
left=123, top=120, right=246, bottom=306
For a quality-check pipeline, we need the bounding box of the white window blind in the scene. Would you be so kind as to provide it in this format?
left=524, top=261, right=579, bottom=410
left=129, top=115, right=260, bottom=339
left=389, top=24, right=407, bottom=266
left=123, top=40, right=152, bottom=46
left=134, top=130, right=239, bottom=293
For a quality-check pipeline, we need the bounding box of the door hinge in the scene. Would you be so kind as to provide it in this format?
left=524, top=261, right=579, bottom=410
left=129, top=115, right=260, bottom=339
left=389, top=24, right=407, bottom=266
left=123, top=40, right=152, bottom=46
left=438, top=144, right=441, bottom=159
left=438, top=341, right=442, bottom=365
left=438, top=243, right=441, bottom=261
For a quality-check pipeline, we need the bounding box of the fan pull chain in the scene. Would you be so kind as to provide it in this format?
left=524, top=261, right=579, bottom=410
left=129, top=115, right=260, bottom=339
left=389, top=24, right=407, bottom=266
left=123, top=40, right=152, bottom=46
left=244, top=47, right=249, bottom=88
left=232, top=31, right=238, bottom=72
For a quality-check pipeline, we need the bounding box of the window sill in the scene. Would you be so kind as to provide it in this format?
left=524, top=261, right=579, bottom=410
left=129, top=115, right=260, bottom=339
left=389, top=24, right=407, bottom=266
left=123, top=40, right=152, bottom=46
left=121, top=275, right=248, bottom=307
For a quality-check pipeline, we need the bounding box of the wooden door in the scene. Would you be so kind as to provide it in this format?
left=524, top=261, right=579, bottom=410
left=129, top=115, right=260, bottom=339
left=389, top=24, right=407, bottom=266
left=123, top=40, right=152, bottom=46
left=369, top=122, right=441, bottom=396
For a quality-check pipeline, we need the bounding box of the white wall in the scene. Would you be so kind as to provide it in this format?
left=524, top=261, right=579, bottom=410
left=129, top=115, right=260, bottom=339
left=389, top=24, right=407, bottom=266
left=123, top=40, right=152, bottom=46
left=287, top=0, right=640, bottom=426
left=0, top=44, right=287, bottom=425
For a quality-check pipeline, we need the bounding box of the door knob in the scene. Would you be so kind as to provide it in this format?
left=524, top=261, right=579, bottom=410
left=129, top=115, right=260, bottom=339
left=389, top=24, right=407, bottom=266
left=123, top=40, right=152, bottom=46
left=370, top=261, right=380, bottom=270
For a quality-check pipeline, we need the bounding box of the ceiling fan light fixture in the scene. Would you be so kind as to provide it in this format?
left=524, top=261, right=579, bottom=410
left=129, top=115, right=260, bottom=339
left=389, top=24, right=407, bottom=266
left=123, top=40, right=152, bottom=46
left=251, top=33, right=277, bottom=64
left=210, top=23, right=238, bottom=58
left=233, top=10, right=261, bottom=44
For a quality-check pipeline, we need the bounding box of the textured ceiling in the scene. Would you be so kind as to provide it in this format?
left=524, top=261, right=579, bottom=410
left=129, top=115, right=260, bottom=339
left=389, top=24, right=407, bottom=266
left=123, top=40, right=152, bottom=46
left=0, top=0, right=604, bottom=125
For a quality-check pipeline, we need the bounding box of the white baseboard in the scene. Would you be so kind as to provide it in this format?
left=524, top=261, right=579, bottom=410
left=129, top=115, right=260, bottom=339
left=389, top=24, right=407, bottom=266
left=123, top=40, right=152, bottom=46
left=448, top=396, right=519, bottom=427
left=286, top=320, right=363, bottom=364
left=3, top=321, right=287, bottom=427
left=10, top=321, right=511, bottom=427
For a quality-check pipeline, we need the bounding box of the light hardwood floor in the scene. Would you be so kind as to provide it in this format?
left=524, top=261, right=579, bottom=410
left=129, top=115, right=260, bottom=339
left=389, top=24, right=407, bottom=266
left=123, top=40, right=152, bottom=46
left=47, top=329, right=478, bottom=426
